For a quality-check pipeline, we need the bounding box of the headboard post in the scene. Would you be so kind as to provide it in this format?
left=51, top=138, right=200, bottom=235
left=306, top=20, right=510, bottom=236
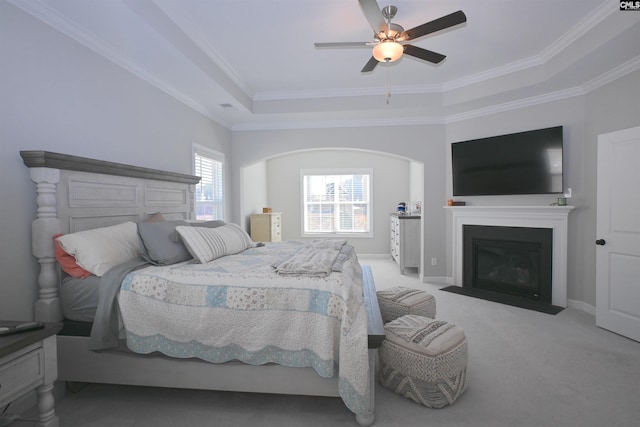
left=30, top=167, right=63, bottom=322
left=21, top=150, right=201, bottom=323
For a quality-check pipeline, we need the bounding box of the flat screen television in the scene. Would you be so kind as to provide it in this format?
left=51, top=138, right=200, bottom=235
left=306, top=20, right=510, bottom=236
left=451, top=126, right=563, bottom=196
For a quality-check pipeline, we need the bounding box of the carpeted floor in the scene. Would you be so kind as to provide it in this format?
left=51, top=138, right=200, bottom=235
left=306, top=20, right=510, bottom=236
left=10, top=255, right=640, bottom=427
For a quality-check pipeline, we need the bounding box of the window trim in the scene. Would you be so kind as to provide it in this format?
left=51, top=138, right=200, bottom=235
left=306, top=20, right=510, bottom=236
left=192, top=143, right=225, bottom=221
left=300, top=168, right=373, bottom=238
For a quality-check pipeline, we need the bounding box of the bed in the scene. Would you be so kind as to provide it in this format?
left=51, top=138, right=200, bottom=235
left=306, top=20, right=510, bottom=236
left=21, top=150, right=385, bottom=426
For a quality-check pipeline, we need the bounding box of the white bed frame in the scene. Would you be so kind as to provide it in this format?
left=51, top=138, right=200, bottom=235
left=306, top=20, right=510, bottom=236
left=21, top=151, right=385, bottom=426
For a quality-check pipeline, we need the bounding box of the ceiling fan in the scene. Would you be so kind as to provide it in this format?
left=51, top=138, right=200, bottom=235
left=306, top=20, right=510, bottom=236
left=314, top=0, right=467, bottom=72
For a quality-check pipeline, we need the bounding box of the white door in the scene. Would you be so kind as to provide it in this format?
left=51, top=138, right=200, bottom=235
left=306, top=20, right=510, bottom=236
left=596, top=126, right=640, bottom=342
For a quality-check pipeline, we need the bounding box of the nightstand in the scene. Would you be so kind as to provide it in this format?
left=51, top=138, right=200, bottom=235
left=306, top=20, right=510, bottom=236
left=250, top=212, right=282, bottom=242
left=0, top=322, right=62, bottom=427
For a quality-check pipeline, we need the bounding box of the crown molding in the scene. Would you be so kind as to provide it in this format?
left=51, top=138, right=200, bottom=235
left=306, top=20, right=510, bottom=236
left=235, top=57, right=640, bottom=131
left=580, top=55, right=640, bottom=93
left=10, top=0, right=634, bottom=133
left=539, top=0, right=617, bottom=63
left=253, top=83, right=444, bottom=101
left=153, top=0, right=254, bottom=98
left=8, top=0, right=232, bottom=130
left=445, top=87, right=586, bottom=124
left=232, top=115, right=446, bottom=132
left=253, top=0, right=615, bottom=101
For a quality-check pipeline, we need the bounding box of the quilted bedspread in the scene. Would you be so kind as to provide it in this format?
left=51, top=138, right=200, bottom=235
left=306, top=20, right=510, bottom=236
left=116, top=241, right=370, bottom=415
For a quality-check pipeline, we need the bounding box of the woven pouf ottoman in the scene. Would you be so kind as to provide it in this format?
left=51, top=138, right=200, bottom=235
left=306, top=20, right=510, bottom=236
left=379, top=315, right=468, bottom=408
left=376, top=286, right=436, bottom=323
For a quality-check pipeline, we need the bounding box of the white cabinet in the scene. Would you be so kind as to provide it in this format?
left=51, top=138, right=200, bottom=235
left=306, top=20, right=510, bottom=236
left=250, top=213, right=282, bottom=242
left=390, top=214, right=420, bottom=274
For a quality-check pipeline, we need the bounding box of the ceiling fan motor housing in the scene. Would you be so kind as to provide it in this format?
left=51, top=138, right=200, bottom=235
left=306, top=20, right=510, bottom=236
left=381, top=5, right=397, bottom=20
left=376, top=23, right=404, bottom=41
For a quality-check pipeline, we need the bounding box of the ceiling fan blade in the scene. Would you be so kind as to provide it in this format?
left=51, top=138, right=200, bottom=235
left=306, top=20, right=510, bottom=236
left=358, top=0, right=385, bottom=34
left=361, top=56, right=379, bottom=73
left=403, top=44, right=446, bottom=64
left=314, top=42, right=372, bottom=48
left=400, top=10, right=467, bottom=41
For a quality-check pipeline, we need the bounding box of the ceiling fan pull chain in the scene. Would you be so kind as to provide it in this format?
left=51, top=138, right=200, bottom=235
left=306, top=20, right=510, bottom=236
left=386, top=62, right=392, bottom=104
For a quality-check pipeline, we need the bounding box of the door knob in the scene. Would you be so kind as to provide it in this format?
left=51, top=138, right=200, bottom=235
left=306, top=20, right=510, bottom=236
left=595, top=239, right=606, bottom=246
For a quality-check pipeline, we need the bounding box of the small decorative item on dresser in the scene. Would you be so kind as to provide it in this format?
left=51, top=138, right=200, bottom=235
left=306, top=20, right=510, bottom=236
left=262, top=207, right=272, bottom=213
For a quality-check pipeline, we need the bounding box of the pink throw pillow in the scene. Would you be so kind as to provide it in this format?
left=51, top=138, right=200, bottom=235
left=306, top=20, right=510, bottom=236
left=53, top=233, right=93, bottom=278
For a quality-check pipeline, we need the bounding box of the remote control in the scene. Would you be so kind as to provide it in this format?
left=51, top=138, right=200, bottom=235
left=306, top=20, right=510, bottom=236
left=0, top=321, right=44, bottom=336
left=15, top=321, right=43, bottom=330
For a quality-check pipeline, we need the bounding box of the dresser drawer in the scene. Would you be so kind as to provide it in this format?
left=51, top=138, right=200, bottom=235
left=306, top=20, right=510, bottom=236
left=0, top=345, right=44, bottom=404
left=271, top=215, right=281, bottom=241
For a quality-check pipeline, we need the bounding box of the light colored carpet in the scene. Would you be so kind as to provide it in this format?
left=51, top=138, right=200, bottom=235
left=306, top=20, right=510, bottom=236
left=11, top=256, right=640, bottom=426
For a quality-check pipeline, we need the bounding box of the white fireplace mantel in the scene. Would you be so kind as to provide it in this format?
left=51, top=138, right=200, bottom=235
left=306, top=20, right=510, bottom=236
left=447, top=205, right=574, bottom=307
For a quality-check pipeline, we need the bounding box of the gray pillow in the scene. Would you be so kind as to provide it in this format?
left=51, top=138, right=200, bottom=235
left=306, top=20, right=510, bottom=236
left=170, top=220, right=226, bottom=243
left=138, top=220, right=192, bottom=265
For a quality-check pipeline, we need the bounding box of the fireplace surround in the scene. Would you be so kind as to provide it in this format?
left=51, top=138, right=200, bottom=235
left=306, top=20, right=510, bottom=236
left=448, top=206, right=574, bottom=307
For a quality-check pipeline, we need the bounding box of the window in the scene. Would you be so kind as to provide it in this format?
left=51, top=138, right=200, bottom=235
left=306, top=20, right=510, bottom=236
left=193, top=144, right=224, bottom=221
left=302, top=169, right=372, bottom=236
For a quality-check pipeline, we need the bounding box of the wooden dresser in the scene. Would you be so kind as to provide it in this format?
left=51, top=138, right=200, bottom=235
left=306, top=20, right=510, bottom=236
left=390, top=213, right=421, bottom=274
left=250, top=212, right=282, bottom=242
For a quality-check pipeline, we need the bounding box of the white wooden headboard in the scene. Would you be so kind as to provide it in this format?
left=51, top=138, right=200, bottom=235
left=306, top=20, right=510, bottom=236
left=21, top=151, right=201, bottom=323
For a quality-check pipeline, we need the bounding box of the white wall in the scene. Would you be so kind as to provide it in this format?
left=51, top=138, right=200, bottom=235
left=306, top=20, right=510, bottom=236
left=0, top=2, right=231, bottom=320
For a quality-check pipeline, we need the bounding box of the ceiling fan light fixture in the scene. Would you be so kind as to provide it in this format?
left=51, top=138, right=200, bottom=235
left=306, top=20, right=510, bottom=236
left=372, top=41, right=403, bottom=63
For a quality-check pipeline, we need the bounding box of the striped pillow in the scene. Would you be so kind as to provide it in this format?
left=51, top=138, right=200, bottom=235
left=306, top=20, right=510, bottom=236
left=176, top=223, right=253, bottom=264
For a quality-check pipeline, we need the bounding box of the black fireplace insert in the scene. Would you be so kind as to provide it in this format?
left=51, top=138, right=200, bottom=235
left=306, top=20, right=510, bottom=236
left=463, top=225, right=553, bottom=303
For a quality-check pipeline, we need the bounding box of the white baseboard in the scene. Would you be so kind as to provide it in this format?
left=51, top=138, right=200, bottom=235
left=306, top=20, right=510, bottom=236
left=357, top=253, right=390, bottom=259
left=421, top=276, right=451, bottom=285
left=567, top=299, right=596, bottom=316
left=360, top=260, right=597, bottom=316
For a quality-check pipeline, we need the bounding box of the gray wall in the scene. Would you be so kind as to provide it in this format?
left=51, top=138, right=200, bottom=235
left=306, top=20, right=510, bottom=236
left=2, top=0, right=639, bottom=321
left=0, top=2, right=231, bottom=320
left=445, top=96, right=588, bottom=303
left=230, top=71, right=640, bottom=309
left=263, top=149, right=414, bottom=255
left=230, top=125, right=449, bottom=278
left=580, top=70, right=640, bottom=306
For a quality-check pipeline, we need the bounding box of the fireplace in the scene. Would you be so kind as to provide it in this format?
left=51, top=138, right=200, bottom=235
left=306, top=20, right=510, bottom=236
left=447, top=205, right=574, bottom=309
left=463, top=225, right=553, bottom=303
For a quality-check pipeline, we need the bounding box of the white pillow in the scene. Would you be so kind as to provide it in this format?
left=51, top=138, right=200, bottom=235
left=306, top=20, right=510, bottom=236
left=176, top=223, right=253, bottom=264
left=56, top=221, right=143, bottom=276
